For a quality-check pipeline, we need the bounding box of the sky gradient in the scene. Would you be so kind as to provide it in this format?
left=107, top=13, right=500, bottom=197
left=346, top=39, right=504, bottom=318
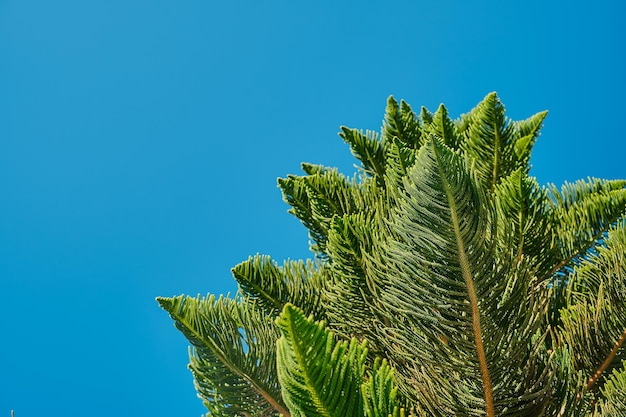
left=1, top=1, right=625, bottom=416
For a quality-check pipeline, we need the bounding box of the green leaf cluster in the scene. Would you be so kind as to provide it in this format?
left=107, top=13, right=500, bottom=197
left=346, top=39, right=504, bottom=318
left=158, top=93, right=626, bottom=416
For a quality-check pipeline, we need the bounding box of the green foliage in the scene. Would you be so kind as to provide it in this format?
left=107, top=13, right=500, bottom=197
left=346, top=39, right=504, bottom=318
left=158, top=93, right=626, bottom=416
left=275, top=304, right=368, bottom=417
left=156, top=294, right=288, bottom=417
left=231, top=255, right=325, bottom=319
left=362, top=358, right=401, bottom=417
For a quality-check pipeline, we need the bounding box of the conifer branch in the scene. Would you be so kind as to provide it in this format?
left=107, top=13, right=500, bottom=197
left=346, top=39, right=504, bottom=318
left=583, top=327, right=626, bottom=396
left=435, top=143, right=495, bottom=417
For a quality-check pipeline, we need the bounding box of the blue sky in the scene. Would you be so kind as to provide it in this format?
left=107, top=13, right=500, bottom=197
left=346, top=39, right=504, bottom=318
left=1, top=1, right=624, bottom=416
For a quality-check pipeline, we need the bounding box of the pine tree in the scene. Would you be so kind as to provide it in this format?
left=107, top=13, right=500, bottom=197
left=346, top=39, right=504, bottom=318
left=157, top=93, right=626, bottom=416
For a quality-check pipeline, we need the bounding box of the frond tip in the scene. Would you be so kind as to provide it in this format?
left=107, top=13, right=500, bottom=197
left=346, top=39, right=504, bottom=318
left=157, top=294, right=288, bottom=417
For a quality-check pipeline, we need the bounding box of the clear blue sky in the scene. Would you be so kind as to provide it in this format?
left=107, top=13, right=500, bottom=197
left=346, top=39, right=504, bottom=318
left=1, top=1, right=624, bottom=415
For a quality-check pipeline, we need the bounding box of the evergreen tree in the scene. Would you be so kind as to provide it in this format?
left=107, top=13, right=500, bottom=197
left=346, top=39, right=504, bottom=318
left=157, top=93, right=626, bottom=416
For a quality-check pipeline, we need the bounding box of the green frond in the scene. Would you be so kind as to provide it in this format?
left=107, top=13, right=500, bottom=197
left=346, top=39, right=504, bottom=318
left=419, top=106, right=433, bottom=126
left=382, top=138, right=495, bottom=355
left=422, top=104, right=461, bottom=150
left=493, top=170, right=560, bottom=305
left=547, top=178, right=626, bottom=212
left=543, top=346, right=589, bottom=417
left=303, top=166, right=365, bottom=217
left=275, top=304, right=368, bottom=417
left=382, top=139, right=417, bottom=203
left=558, top=302, right=626, bottom=389
left=513, top=110, right=547, bottom=162
left=459, top=92, right=541, bottom=192
left=232, top=255, right=325, bottom=319
left=278, top=166, right=373, bottom=256
left=278, top=175, right=326, bottom=253
left=494, top=169, right=554, bottom=263
left=594, top=362, right=626, bottom=415
left=157, top=295, right=287, bottom=417
left=301, top=162, right=329, bottom=176
left=379, top=138, right=497, bottom=413
left=557, top=224, right=626, bottom=397
left=567, top=223, right=626, bottom=305
left=362, top=358, right=401, bottom=417
left=340, top=127, right=388, bottom=182
left=322, top=212, right=390, bottom=349
left=545, top=180, right=626, bottom=278
left=381, top=96, right=422, bottom=149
